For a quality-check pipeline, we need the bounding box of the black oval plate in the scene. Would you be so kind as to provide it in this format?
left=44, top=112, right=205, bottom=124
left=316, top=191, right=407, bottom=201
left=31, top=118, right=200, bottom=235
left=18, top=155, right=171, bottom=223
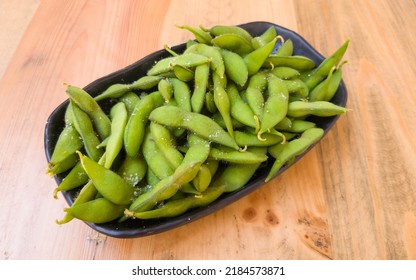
left=44, top=21, right=347, bottom=238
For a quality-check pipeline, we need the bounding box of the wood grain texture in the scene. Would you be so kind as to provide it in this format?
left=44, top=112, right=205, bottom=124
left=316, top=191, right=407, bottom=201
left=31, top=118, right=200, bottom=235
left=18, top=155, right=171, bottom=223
left=0, top=0, right=415, bottom=260
left=0, top=0, right=41, bottom=79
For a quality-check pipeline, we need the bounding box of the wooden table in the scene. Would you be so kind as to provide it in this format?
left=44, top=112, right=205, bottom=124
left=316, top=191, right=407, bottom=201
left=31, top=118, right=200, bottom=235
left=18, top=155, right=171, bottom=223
left=1, top=0, right=415, bottom=260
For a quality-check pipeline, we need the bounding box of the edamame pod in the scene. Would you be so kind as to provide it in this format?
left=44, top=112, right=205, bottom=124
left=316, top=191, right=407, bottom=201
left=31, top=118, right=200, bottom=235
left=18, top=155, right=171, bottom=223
left=70, top=100, right=103, bottom=162
left=117, top=155, right=147, bottom=187
left=252, top=26, right=277, bottom=49
left=126, top=142, right=209, bottom=214
left=170, top=78, right=192, bottom=112
left=287, top=100, right=348, bottom=118
left=47, top=122, right=83, bottom=175
left=105, top=102, right=128, bottom=169
left=244, top=36, right=278, bottom=76
left=65, top=197, right=125, bottom=224
left=147, top=53, right=210, bottom=76
left=264, top=55, right=315, bottom=70
left=158, top=78, right=174, bottom=103
left=124, top=91, right=164, bottom=157
left=265, top=127, right=324, bottom=182
left=258, top=75, right=289, bottom=139
left=275, top=39, right=294, bottom=56
left=211, top=33, right=254, bottom=55
left=66, top=85, right=111, bottom=140
left=227, top=82, right=258, bottom=129
left=209, top=147, right=268, bottom=164
left=185, top=43, right=225, bottom=79
left=150, top=121, right=184, bottom=169
left=176, top=24, right=212, bottom=44
left=207, top=24, right=254, bottom=44
left=149, top=105, right=239, bottom=150
left=191, top=63, right=210, bottom=113
left=219, top=48, right=248, bottom=87
left=304, top=39, right=349, bottom=90
left=77, top=151, right=134, bottom=205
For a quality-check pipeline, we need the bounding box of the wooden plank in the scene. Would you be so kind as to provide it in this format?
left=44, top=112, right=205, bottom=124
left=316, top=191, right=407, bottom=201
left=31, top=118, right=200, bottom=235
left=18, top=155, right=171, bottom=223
left=0, top=0, right=415, bottom=260
left=0, top=0, right=41, bottom=79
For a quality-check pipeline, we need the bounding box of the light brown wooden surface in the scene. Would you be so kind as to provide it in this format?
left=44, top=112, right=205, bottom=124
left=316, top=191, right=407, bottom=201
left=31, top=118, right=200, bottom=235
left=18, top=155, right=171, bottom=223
left=0, top=0, right=415, bottom=260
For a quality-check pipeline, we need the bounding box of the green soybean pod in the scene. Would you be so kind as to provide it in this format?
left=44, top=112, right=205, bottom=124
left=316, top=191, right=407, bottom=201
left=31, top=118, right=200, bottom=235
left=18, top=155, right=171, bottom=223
left=275, top=38, right=294, bottom=56
left=147, top=53, right=210, bottom=76
left=127, top=183, right=226, bottom=219
left=258, top=75, right=289, bottom=139
left=283, top=119, right=316, bottom=133
left=55, top=153, right=106, bottom=225
left=264, top=55, right=316, bottom=71
left=208, top=147, right=268, bottom=164
left=117, top=155, right=147, bottom=187
left=274, top=117, right=292, bottom=131
left=176, top=24, right=212, bottom=44
left=244, top=36, right=278, bottom=76
left=271, top=66, right=300, bottom=80
left=129, top=75, right=164, bottom=90
left=53, top=161, right=89, bottom=198
left=304, top=39, right=349, bottom=90
left=243, top=70, right=268, bottom=118
left=192, top=159, right=219, bottom=193
left=158, top=78, right=174, bottom=103
left=47, top=123, right=83, bottom=175
left=322, top=61, right=348, bottom=102
left=65, top=84, right=111, bottom=140
left=248, top=70, right=268, bottom=91
left=48, top=109, right=83, bottom=164
left=186, top=39, right=197, bottom=49
left=126, top=143, right=209, bottom=215
left=104, top=102, right=128, bottom=169
left=70, top=100, right=103, bottom=162
left=192, top=164, right=212, bottom=193
left=191, top=63, right=210, bottom=113
left=94, top=76, right=162, bottom=102
left=213, top=82, right=234, bottom=138
left=119, top=92, right=140, bottom=116
left=309, top=66, right=336, bottom=102
left=227, top=82, right=258, bottom=129
left=220, top=147, right=268, bottom=192
left=234, top=130, right=283, bottom=147
left=204, top=90, right=217, bottom=114
left=124, top=91, right=164, bottom=157
left=185, top=43, right=225, bottom=79
left=46, top=153, right=79, bottom=176
left=173, top=64, right=194, bottom=82
left=287, top=100, right=348, bottom=118
left=65, top=197, right=125, bottom=224
left=283, top=78, right=309, bottom=97
left=56, top=180, right=96, bottom=225
left=207, top=24, right=254, bottom=44
left=265, top=127, right=324, bottom=182
left=211, top=33, right=254, bottom=56
left=94, top=84, right=130, bottom=102
left=149, top=105, right=239, bottom=150
left=219, top=48, right=248, bottom=87
left=170, top=78, right=192, bottom=112
left=77, top=151, right=134, bottom=205
left=141, top=128, right=175, bottom=180
left=252, top=26, right=277, bottom=49
left=146, top=167, right=160, bottom=187
left=150, top=121, right=184, bottom=169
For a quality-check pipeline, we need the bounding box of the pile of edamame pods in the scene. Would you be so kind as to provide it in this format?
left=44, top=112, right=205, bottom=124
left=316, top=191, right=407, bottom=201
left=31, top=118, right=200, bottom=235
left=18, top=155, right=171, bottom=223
left=46, top=23, right=349, bottom=224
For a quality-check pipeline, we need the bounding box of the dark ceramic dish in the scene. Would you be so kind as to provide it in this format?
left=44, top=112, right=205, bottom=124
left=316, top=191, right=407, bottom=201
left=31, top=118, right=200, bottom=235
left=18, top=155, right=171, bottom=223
left=44, top=21, right=347, bottom=238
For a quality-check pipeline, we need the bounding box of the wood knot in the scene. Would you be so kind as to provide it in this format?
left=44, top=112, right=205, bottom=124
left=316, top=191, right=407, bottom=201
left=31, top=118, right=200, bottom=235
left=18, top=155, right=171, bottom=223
left=265, top=209, right=279, bottom=225
left=242, top=207, right=257, bottom=222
